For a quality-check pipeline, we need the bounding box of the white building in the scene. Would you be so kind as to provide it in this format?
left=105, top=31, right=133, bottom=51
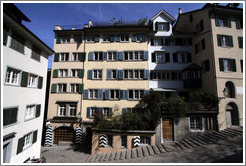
left=2, top=4, right=54, bottom=163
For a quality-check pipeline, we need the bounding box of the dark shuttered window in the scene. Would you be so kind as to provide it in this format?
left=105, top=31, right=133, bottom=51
left=3, top=107, right=18, bottom=126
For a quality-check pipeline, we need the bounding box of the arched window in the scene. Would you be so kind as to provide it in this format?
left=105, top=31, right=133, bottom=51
left=224, top=82, right=235, bottom=98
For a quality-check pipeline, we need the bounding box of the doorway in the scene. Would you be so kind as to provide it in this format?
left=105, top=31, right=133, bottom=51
left=162, top=119, right=174, bottom=141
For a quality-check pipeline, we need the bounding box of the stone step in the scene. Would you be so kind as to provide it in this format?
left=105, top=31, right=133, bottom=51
left=201, top=134, right=218, bottom=143
left=89, top=154, right=98, bottom=162
left=175, top=141, right=188, bottom=150
left=191, top=136, right=208, bottom=145
left=195, top=135, right=214, bottom=144
left=114, top=151, right=121, bottom=160
left=109, top=152, right=116, bottom=161
left=152, top=145, right=161, bottom=154
left=137, top=147, right=143, bottom=158
left=225, top=128, right=243, bottom=135
left=162, top=142, right=179, bottom=152
left=157, top=144, right=167, bottom=153
left=221, top=130, right=238, bottom=137
left=209, top=131, right=229, bottom=140
left=125, top=150, right=131, bottom=159
left=220, top=130, right=237, bottom=137
left=142, top=146, right=149, bottom=156
left=185, top=137, right=203, bottom=146
left=131, top=148, right=137, bottom=158
left=177, top=140, right=192, bottom=149
left=203, top=133, right=221, bottom=141
left=120, top=151, right=126, bottom=160
left=84, top=156, right=92, bottom=163
left=98, top=153, right=106, bottom=162
left=94, top=154, right=102, bottom=162
left=103, top=152, right=111, bottom=161
left=147, top=145, right=155, bottom=155
left=182, top=139, right=198, bottom=147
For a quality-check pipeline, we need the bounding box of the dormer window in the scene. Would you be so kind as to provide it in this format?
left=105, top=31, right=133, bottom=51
left=155, top=22, right=170, bottom=31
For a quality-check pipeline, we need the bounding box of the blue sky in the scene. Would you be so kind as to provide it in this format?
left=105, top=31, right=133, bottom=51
left=14, top=2, right=243, bottom=69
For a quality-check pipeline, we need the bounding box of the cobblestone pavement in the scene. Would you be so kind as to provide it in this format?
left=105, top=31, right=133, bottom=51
left=40, top=127, right=243, bottom=163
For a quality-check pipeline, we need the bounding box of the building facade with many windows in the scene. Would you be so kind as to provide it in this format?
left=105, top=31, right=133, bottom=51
left=3, top=4, right=54, bottom=163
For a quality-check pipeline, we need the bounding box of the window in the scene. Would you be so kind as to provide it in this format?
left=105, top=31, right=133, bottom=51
left=215, top=16, right=231, bottom=28
left=152, top=52, right=170, bottom=63
left=124, top=51, right=144, bottom=61
left=202, top=60, right=210, bottom=73
left=86, top=35, right=100, bottom=42
left=5, top=67, right=21, bottom=85
left=238, top=37, right=243, bottom=48
left=94, top=52, right=103, bottom=61
left=128, top=90, right=144, bottom=100
left=140, top=136, right=151, bottom=145
left=240, top=60, right=243, bottom=73
left=132, top=34, right=146, bottom=42
left=58, top=69, right=68, bottom=77
left=106, top=135, right=113, bottom=147
left=107, top=69, right=117, bottom=79
left=150, top=71, right=176, bottom=80
left=124, top=70, right=144, bottom=79
left=153, top=38, right=162, bottom=46
left=72, top=53, right=80, bottom=61
left=58, top=103, right=77, bottom=116
left=58, top=104, right=66, bottom=116
left=73, top=35, right=82, bottom=43
left=3, top=107, right=18, bottom=126
left=31, top=45, right=41, bottom=62
left=120, top=34, right=129, bottom=42
left=3, top=24, right=9, bottom=46
left=110, top=90, right=119, bottom=99
left=92, top=70, right=102, bottom=79
left=107, top=52, right=117, bottom=61
left=195, top=39, right=205, bottom=54
left=56, top=35, right=70, bottom=44
left=89, top=89, right=99, bottom=99
left=70, top=84, right=79, bottom=93
left=103, top=34, right=111, bottom=42
left=59, top=53, right=69, bottom=61
left=235, top=17, right=243, bottom=29
left=219, top=58, right=236, bottom=72
left=190, top=117, right=203, bottom=130
left=25, top=105, right=35, bottom=120
left=57, top=84, right=66, bottom=92
left=69, top=104, right=77, bottom=116
left=71, top=69, right=79, bottom=77
left=183, top=70, right=200, bottom=80
left=196, top=20, right=204, bottom=33
left=11, top=32, right=25, bottom=53
left=23, top=133, right=32, bottom=149
left=217, top=35, right=233, bottom=47
left=158, top=22, right=169, bottom=31
left=28, top=74, right=38, bottom=87
left=173, top=53, right=192, bottom=63
left=225, top=82, right=235, bottom=98
left=120, top=136, right=127, bottom=148
left=102, top=108, right=111, bottom=118
left=172, top=72, right=182, bottom=80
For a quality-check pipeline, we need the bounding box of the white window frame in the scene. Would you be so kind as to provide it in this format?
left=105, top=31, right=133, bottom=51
left=93, top=70, right=102, bottom=79
left=154, top=39, right=162, bottom=46
left=110, top=89, right=119, bottom=99
left=140, top=136, right=151, bottom=145
left=72, top=53, right=79, bottom=61
left=158, top=22, right=169, bottom=31
left=70, top=84, right=79, bottom=93
left=58, top=104, right=66, bottom=116
left=189, top=116, right=204, bottom=132
left=120, top=34, right=129, bottom=42
left=5, top=67, right=21, bottom=85
left=120, top=135, right=127, bottom=148
left=23, top=133, right=32, bottom=149
left=103, top=35, right=111, bottom=42
left=27, top=74, right=38, bottom=87
left=86, top=35, right=96, bottom=42
left=128, top=90, right=144, bottom=100
left=71, top=69, right=79, bottom=77
left=59, top=53, right=69, bottom=61
left=59, top=69, right=68, bottom=77
left=94, top=52, right=103, bottom=61
left=103, top=107, right=110, bottom=117
left=223, top=59, right=234, bottom=72
left=69, top=104, right=77, bottom=116
left=60, top=35, right=70, bottom=43
left=57, top=84, right=66, bottom=93
left=25, top=105, right=36, bottom=120
left=89, top=89, right=98, bottom=99
left=107, top=51, right=117, bottom=61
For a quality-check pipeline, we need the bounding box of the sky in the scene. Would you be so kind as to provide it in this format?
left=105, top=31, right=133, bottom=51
left=13, top=2, right=243, bottom=69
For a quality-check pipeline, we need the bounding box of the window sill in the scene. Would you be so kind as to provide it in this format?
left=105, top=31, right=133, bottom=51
left=3, top=121, right=20, bottom=129
left=4, top=83, right=20, bottom=87
left=27, top=86, right=38, bottom=89
left=189, top=129, right=204, bottom=132
left=109, top=99, right=120, bottom=101
left=24, top=117, right=36, bottom=122
left=128, top=99, right=141, bottom=101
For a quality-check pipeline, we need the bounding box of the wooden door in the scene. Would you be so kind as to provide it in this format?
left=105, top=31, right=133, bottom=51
left=162, top=119, right=173, bottom=141
left=53, top=127, right=75, bottom=144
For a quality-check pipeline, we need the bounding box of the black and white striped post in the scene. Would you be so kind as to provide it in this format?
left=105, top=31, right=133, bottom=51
left=99, top=134, right=107, bottom=147
left=75, top=127, right=83, bottom=144
left=44, top=126, right=53, bottom=147
left=133, top=136, right=140, bottom=147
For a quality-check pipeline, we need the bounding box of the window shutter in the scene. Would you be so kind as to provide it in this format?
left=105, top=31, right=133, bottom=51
left=155, top=22, right=158, bottom=31
left=236, top=18, right=241, bottom=29
left=107, top=69, right=112, bottom=79
left=229, top=36, right=233, bottom=47
left=187, top=53, right=192, bottom=63
left=103, top=52, right=108, bottom=61
left=165, top=53, right=170, bottom=62
left=54, top=53, right=59, bottom=62
left=17, top=137, right=24, bottom=154
left=238, top=37, right=243, bottom=48
left=118, top=70, right=124, bottom=80
left=88, top=52, right=94, bottom=61
left=78, top=69, right=84, bottom=78
left=35, top=104, right=41, bottom=117
left=122, top=108, right=127, bottom=117
left=32, top=130, right=38, bottom=144
left=217, top=34, right=222, bottom=46
left=119, top=90, right=125, bottom=100
left=108, top=108, right=112, bottom=117
left=53, top=69, right=58, bottom=78
left=88, top=70, right=92, bottom=79
left=215, top=15, right=219, bottom=26
left=3, top=109, right=10, bottom=126
left=152, top=53, right=156, bottom=62
left=173, top=53, right=178, bottom=63
left=56, top=35, right=61, bottom=44
left=78, top=84, right=84, bottom=94
left=98, top=108, right=103, bottom=115
left=86, top=107, right=91, bottom=118
left=80, top=52, right=86, bottom=62
left=115, top=70, right=119, bottom=79
left=21, top=72, right=28, bottom=87
left=132, top=34, right=136, bottom=42
left=111, top=34, right=115, bottom=42
left=125, top=90, right=129, bottom=100
left=227, top=17, right=231, bottom=28
left=240, top=60, right=243, bottom=73
left=51, top=84, right=57, bottom=93
left=105, top=90, right=110, bottom=100
left=219, top=58, right=224, bottom=71
left=98, top=89, right=103, bottom=99
left=199, top=118, right=203, bottom=130
left=143, top=51, right=148, bottom=61
left=83, top=89, right=89, bottom=99
left=38, top=76, right=43, bottom=89
left=232, top=59, right=237, bottom=72
left=118, top=52, right=124, bottom=61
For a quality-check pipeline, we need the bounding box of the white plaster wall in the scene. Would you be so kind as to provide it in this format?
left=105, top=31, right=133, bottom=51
left=153, top=14, right=172, bottom=36
left=149, top=80, right=184, bottom=90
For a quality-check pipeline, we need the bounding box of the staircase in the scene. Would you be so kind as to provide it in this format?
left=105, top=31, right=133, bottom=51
left=84, top=127, right=243, bottom=163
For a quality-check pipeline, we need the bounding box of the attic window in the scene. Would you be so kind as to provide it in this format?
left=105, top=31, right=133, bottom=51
left=155, top=22, right=170, bottom=31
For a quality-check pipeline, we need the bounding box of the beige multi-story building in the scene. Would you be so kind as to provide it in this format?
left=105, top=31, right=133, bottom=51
left=174, top=3, right=243, bottom=130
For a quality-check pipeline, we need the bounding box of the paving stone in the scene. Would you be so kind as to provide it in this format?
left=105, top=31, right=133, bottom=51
left=137, top=147, right=143, bottom=158
left=89, top=154, right=98, bottom=162
left=142, top=146, right=149, bottom=156
left=152, top=145, right=161, bottom=154
left=125, top=150, right=131, bottom=159
left=103, top=152, right=111, bottom=161
left=146, top=145, right=155, bottom=155
left=98, top=153, right=107, bottom=162
left=109, top=152, right=116, bottom=161
left=120, top=151, right=126, bottom=160
left=131, top=148, right=137, bottom=158
left=93, top=154, right=102, bottom=162
left=114, top=151, right=121, bottom=160
left=157, top=144, right=167, bottom=153
left=84, top=156, right=92, bottom=163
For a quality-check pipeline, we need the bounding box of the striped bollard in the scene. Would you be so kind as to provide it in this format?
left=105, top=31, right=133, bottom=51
left=134, top=136, right=140, bottom=147
left=99, top=134, right=107, bottom=147
left=75, top=127, right=83, bottom=144
left=44, top=126, right=53, bottom=147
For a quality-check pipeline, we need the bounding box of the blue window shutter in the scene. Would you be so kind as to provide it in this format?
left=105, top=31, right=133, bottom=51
left=125, top=90, right=129, bottom=100
left=111, top=34, right=115, bottom=42
left=118, top=70, right=124, bottom=80
left=98, top=89, right=103, bottom=99
left=115, top=70, right=118, bottom=79
left=103, top=52, right=108, bottom=61
left=83, top=89, right=89, bottom=99
left=144, top=70, right=149, bottom=80
left=116, top=34, right=121, bottom=42
left=105, top=90, right=110, bottom=100
left=122, top=108, right=127, bottom=117
left=88, top=70, right=92, bottom=79
left=119, top=90, right=125, bottom=100
left=144, top=90, right=149, bottom=95
left=86, top=107, right=91, bottom=118
left=143, top=51, right=148, bottom=61
left=107, top=69, right=112, bottom=79
left=118, top=52, right=124, bottom=61
left=132, top=34, right=136, bottom=42
left=88, top=52, right=94, bottom=61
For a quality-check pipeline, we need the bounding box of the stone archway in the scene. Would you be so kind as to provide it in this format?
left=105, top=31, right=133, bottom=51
left=226, top=102, right=239, bottom=127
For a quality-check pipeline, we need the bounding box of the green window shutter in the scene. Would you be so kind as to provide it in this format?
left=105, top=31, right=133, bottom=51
left=232, top=59, right=237, bottom=72
left=54, top=53, right=59, bottom=62
left=53, top=69, right=58, bottom=78
left=78, top=84, right=84, bottom=94
left=21, top=72, right=28, bottom=87
left=227, top=17, right=231, bottom=28
left=240, top=60, right=243, bottom=73
left=229, top=36, right=233, bottom=47
left=38, top=76, right=43, bottom=89
left=236, top=18, right=241, bottom=29
left=219, top=58, right=224, bottom=71
left=78, top=69, right=84, bottom=78
left=35, top=104, right=41, bottom=117
left=56, top=35, right=61, bottom=44
left=16, top=137, right=24, bottom=154
left=32, top=130, right=38, bottom=144
left=51, top=84, right=57, bottom=93
left=80, top=52, right=86, bottom=62
left=238, top=37, right=243, bottom=48
left=217, top=34, right=222, bottom=46
left=215, top=15, right=219, bottom=26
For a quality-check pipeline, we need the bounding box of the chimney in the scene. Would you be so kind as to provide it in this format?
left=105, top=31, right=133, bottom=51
left=55, top=25, right=62, bottom=30
left=178, top=7, right=182, bottom=14
left=89, top=20, right=93, bottom=27
left=84, top=24, right=88, bottom=28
